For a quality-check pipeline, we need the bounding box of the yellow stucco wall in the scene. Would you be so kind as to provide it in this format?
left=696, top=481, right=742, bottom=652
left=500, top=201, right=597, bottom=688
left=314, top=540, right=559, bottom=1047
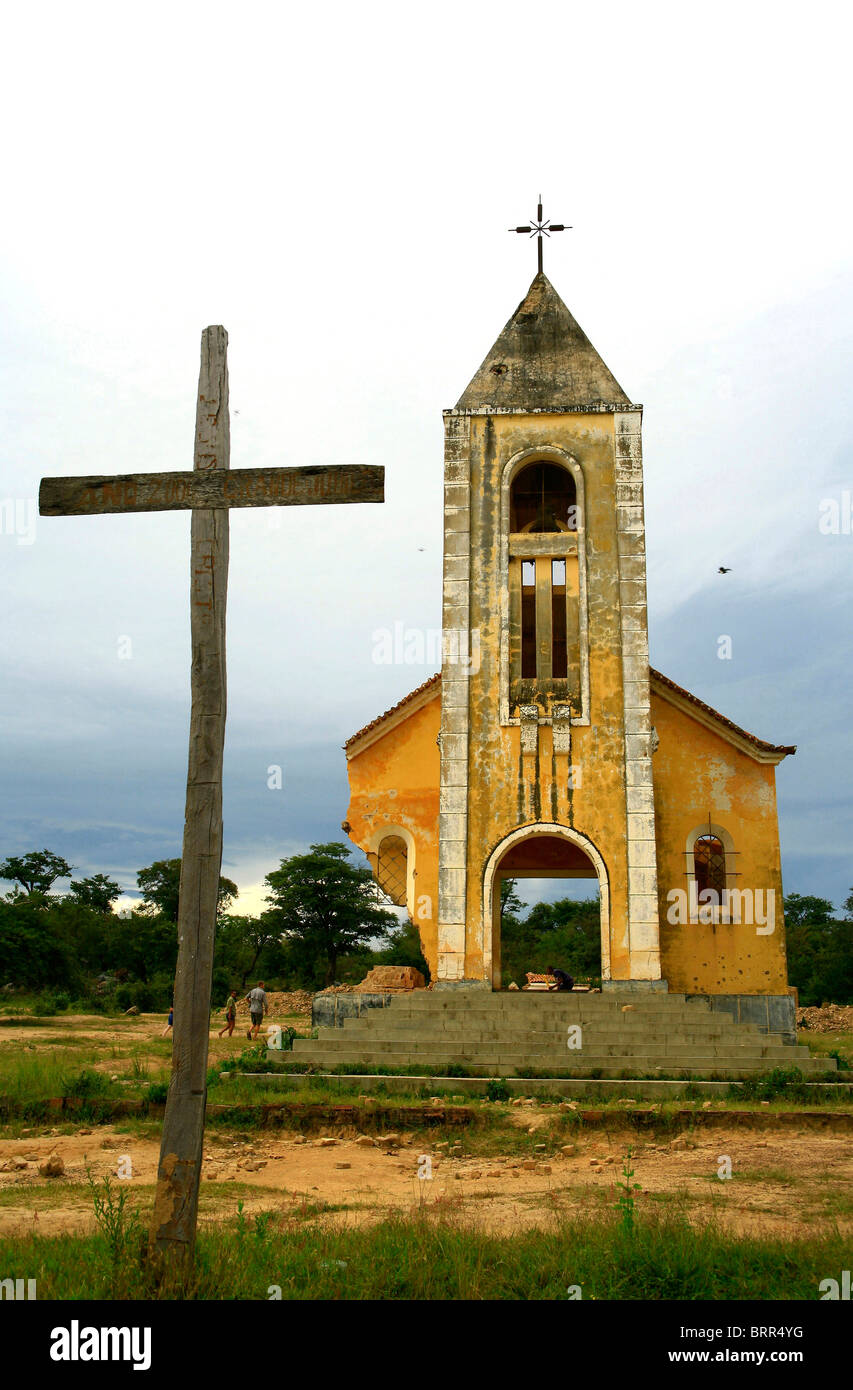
left=651, top=691, right=790, bottom=995
left=344, top=681, right=791, bottom=995
left=344, top=692, right=441, bottom=977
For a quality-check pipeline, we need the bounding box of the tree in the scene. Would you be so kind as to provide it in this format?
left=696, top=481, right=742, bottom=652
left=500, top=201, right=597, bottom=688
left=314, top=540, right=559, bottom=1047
left=500, top=894, right=601, bottom=987
left=69, top=873, right=123, bottom=913
left=377, top=916, right=430, bottom=980
left=0, top=894, right=87, bottom=992
left=0, top=849, right=73, bottom=896
left=136, top=858, right=238, bottom=923
left=782, top=893, right=835, bottom=928
left=500, top=878, right=525, bottom=924
left=264, top=842, right=397, bottom=987
left=216, top=914, right=283, bottom=986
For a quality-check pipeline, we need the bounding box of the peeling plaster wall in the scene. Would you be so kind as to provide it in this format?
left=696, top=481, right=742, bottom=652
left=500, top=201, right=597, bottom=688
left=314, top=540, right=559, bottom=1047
left=456, top=409, right=650, bottom=983
left=344, top=680, right=791, bottom=996
left=651, top=693, right=790, bottom=995
left=344, top=695, right=441, bottom=976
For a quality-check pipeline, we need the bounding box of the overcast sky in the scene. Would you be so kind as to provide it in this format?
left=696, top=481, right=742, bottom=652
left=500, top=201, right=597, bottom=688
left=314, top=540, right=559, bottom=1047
left=1, top=1, right=851, bottom=918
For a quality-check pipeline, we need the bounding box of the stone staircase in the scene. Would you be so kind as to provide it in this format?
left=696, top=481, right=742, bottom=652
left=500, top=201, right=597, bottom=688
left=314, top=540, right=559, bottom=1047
left=290, top=990, right=834, bottom=1079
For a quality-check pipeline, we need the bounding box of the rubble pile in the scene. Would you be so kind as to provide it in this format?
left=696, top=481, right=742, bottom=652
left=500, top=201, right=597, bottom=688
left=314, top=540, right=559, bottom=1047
left=233, top=990, right=313, bottom=1018
left=796, top=1004, right=853, bottom=1033
left=353, top=966, right=426, bottom=993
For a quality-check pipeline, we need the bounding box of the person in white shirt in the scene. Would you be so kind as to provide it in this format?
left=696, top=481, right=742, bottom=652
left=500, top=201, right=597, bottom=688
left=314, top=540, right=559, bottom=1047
left=245, top=981, right=268, bottom=1039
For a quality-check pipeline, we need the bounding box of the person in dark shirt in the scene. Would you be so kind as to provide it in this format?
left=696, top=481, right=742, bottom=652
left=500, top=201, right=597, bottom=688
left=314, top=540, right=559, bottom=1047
left=547, top=965, right=574, bottom=992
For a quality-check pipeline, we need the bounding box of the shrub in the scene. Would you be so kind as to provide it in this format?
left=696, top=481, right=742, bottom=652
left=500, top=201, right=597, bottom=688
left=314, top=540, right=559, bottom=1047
left=115, top=982, right=155, bottom=1013
left=62, top=1068, right=111, bottom=1099
left=729, top=1067, right=811, bottom=1103
left=486, top=1079, right=511, bottom=1102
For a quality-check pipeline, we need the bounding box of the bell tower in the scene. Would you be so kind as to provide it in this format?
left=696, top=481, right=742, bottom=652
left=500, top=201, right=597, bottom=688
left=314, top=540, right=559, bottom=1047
left=436, top=270, right=664, bottom=991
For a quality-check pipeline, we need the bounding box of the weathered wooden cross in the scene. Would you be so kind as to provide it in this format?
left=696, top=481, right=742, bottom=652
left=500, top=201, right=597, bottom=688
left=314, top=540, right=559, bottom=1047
left=39, top=326, right=384, bottom=1265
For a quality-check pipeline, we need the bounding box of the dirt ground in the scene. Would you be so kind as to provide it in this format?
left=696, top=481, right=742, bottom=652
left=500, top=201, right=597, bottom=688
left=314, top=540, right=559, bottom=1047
left=1, top=1119, right=850, bottom=1240
left=2, top=1008, right=851, bottom=1243
left=0, top=1009, right=305, bottom=1061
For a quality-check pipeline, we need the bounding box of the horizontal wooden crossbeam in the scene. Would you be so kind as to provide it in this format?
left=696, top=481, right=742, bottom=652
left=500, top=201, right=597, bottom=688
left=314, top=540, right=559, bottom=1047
left=39, top=464, right=384, bottom=516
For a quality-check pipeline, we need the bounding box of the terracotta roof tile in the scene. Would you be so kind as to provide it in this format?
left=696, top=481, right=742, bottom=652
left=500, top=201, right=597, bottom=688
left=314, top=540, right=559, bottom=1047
left=648, top=668, right=795, bottom=756
left=344, top=668, right=795, bottom=758
left=344, top=673, right=440, bottom=750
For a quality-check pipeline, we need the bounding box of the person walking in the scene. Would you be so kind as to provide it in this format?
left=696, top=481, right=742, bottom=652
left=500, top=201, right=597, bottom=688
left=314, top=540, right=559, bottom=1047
left=245, top=981, right=268, bottom=1039
left=161, top=1003, right=174, bottom=1037
left=218, top=990, right=238, bottom=1038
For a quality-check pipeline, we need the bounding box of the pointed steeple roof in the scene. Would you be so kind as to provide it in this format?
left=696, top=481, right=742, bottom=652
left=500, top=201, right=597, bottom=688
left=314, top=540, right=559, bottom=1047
left=455, top=272, right=631, bottom=411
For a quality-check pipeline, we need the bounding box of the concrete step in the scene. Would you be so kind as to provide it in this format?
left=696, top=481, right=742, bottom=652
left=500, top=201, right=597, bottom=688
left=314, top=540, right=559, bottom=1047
left=390, top=999, right=711, bottom=1016
left=299, top=989, right=815, bottom=1078
left=286, top=1052, right=832, bottom=1078
left=312, top=1037, right=801, bottom=1060
left=349, top=1006, right=748, bottom=1023
left=293, top=1044, right=806, bottom=1067
left=342, top=1022, right=763, bottom=1042
left=293, top=1033, right=818, bottom=1060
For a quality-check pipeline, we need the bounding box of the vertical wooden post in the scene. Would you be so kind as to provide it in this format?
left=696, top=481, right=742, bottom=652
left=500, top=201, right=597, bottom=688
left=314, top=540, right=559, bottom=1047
left=150, top=326, right=230, bottom=1263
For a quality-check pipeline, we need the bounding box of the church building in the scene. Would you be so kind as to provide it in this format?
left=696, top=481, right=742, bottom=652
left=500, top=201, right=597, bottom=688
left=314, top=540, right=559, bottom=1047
left=341, top=269, right=798, bottom=1037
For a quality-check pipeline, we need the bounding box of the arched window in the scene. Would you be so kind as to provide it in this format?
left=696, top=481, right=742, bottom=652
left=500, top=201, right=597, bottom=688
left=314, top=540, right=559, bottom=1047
left=511, top=462, right=576, bottom=533
left=376, top=835, right=408, bottom=907
left=507, top=459, right=580, bottom=711
left=693, top=834, right=727, bottom=899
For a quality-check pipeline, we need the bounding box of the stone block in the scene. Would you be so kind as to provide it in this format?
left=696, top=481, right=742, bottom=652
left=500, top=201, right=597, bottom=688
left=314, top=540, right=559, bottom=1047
left=626, top=783, right=655, bottom=813
left=624, top=708, right=651, bottom=737
left=443, top=483, right=470, bottom=509
left=440, top=732, right=468, bottom=762
left=354, top=966, right=426, bottom=993
left=628, top=866, right=658, bottom=897
left=439, top=784, right=467, bottom=813
left=625, top=760, right=652, bottom=788
left=441, top=704, right=468, bottom=735
left=627, top=811, right=655, bottom=841
left=625, top=733, right=651, bottom=761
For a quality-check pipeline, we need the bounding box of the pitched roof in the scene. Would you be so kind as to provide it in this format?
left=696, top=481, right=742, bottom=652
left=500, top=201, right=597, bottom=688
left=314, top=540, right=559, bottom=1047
left=454, top=272, right=631, bottom=412
left=344, top=673, right=441, bottom=752
left=649, top=668, right=796, bottom=762
left=344, top=669, right=795, bottom=764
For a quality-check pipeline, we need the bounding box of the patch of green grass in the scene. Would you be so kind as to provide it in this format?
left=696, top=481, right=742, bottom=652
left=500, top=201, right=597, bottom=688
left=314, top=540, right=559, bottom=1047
left=0, top=1206, right=846, bottom=1300
left=731, top=1169, right=798, bottom=1186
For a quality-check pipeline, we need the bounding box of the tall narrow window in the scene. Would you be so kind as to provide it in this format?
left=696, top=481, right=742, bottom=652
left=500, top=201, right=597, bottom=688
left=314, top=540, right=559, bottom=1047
left=521, top=560, right=536, bottom=678
left=377, top=835, right=408, bottom=907
left=551, top=558, right=567, bottom=678
left=694, top=835, right=726, bottom=898
left=506, top=456, right=585, bottom=721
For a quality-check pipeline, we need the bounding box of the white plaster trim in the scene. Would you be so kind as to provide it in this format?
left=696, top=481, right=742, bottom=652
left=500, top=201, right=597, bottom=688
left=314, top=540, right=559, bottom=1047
left=481, top=823, right=611, bottom=987
left=615, top=411, right=661, bottom=981
left=438, top=415, right=472, bottom=972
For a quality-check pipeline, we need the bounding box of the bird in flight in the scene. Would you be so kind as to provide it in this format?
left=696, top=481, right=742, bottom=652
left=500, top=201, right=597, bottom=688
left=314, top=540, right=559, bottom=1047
left=718, top=566, right=732, bottom=574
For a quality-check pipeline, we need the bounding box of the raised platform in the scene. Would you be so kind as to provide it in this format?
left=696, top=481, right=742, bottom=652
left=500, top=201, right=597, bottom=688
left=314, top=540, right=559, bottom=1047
left=293, top=990, right=833, bottom=1080
left=243, top=1072, right=853, bottom=1102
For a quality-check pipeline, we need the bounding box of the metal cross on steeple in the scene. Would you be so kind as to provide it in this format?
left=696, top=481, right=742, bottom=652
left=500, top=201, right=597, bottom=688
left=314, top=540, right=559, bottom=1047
left=509, top=196, right=571, bottom=274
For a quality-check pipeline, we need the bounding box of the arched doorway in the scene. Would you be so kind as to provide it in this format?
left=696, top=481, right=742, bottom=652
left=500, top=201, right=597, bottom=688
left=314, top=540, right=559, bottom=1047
left=482, top=824, right=610, bottom=989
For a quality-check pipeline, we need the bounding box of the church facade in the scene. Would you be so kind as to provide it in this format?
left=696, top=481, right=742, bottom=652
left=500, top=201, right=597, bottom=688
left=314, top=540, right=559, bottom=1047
left=341, top=273, right=796, bottom=1029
